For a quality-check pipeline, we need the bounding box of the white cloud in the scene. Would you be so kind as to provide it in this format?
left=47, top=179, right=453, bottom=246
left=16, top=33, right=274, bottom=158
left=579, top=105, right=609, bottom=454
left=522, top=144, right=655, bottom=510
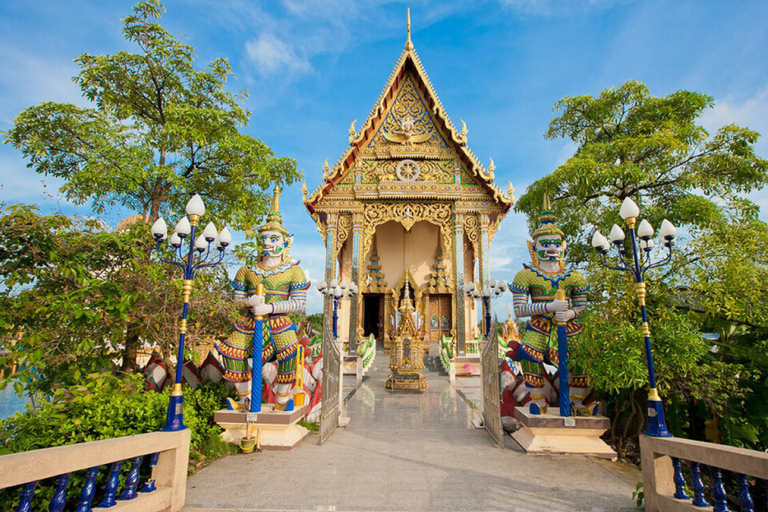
left=700, top=87, right=768, bottom=157
left=555, top=140, right=578, bottom=166
left=0, top=153, right=67, bottom=203
left=245, top=33, right=312, bottom=76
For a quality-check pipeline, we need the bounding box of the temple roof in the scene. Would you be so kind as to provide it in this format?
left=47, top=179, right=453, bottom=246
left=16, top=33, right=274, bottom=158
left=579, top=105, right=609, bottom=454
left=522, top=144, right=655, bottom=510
left=304, top=24, right=514, bottom=215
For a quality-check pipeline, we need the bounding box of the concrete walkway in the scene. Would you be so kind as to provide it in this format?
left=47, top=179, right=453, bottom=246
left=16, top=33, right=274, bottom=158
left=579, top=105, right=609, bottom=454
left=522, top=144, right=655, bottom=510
left=184, top=349, right=640, bottom=512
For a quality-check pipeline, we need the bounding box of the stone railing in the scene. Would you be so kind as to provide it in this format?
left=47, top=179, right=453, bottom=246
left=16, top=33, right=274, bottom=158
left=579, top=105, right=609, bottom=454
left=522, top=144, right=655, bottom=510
left=640, top=434, right=768, bottom=512
left=0, top=429, right=190, bottom=512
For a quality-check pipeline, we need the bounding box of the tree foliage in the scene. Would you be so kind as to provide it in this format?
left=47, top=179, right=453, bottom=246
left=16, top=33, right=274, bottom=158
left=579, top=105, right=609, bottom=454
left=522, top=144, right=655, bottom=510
left=517, top=80, right=768, bottom=454
left=516, top=80, right=768, bottom=263
left=0, top=204, right=236, bottom=394
left=2, top=0, right=299, bottom=229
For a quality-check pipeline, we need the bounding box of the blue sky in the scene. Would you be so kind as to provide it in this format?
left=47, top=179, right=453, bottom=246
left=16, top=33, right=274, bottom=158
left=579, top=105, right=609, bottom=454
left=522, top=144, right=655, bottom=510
left=2, top=0, right=768, bottom=315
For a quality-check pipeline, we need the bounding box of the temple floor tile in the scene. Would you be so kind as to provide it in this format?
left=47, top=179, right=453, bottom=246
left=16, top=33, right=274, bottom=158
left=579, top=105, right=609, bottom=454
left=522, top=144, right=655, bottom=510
left=185, top=350, right=639, bottom=512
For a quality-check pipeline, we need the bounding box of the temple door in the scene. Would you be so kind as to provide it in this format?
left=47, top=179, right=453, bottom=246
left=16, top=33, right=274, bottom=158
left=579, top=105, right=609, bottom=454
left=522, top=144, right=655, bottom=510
left=429, top=294, right=452, bottom=343
left=362, top=294, right=385, bottom=341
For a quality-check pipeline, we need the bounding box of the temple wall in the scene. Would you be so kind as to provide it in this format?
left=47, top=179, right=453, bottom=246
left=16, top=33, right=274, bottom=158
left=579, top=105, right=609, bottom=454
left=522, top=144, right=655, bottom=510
left=377, top=221, right=406, bottom=290
left=406, top=221, right=440, bottom=287
left=331, top=218, right=479, bottom=343
left=336, top=243, right=353, bottom=341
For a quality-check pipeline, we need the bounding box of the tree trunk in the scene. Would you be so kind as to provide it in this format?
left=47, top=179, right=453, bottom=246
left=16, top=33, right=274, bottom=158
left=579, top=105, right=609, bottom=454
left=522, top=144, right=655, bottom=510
left=121, top=321, right=142, bottom=373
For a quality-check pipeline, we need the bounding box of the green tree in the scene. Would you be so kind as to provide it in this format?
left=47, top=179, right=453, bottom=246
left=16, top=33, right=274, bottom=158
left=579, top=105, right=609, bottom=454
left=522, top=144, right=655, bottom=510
left=2, top=0, right=299, bottom=229
left=516, top=80, right=767, bottom=263
left=0, top=204, right=235, bottom=394
left=517, top=80, right=768, bottom=455
left=1, top=0, right=299, bottom=377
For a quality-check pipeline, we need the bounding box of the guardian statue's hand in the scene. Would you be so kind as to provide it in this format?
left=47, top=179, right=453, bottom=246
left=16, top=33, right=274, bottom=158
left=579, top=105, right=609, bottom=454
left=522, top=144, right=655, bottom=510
left=246, top=294, right=271, bottom=317
left=547, top=299, right=569, bottom=313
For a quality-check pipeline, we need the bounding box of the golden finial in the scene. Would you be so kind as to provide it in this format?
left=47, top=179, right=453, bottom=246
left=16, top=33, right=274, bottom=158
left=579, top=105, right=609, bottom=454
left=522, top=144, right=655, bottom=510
left=348, top=119, right=357, bottom=144
left=507, top=181, right=515, bottom=203
left=543, top=194, right=551, bottom=211
left=322, top=158, right=331, bottom=179
left=460, top=119, right=468, bottom=140
left=406, top=8, right=413, bottom=51
left=271, top=185, right=281, bottom=213
left=487, top=158, right=496, bottom=180
left=301, top=181, right=308, bottom=201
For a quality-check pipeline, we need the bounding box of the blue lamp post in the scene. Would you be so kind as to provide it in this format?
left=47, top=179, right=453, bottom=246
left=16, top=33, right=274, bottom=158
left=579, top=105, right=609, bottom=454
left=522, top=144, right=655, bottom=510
left=150, top=194, right=231, bottom=431
left=591, top=197, right=676, bottom=437
left=463, top=278, right=506, bottom=338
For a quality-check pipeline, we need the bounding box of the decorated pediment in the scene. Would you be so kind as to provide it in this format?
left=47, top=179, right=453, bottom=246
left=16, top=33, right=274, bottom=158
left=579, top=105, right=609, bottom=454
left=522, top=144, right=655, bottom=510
left=362, top=75, right=451, bottom=158
left=305, top=26, right=514, bottom=220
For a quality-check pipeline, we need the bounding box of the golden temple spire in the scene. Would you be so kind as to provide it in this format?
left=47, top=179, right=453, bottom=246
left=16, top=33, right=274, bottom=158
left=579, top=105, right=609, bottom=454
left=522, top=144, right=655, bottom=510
left=272, top=185, right=281, bottom=213
left=405, top=8, right=413, bottom=51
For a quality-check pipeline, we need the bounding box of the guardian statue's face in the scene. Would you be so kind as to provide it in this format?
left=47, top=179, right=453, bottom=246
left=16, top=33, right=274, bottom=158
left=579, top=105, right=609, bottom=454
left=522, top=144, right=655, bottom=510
left=260, top=230, right=285, bottom=258
left=534, top=234, right=564, bottom=262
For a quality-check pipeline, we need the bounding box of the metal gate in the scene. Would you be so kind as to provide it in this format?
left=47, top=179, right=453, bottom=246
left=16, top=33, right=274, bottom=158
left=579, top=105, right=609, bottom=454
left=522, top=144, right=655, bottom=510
left=481, top=319, right=504, bottom=447
left=319, top=312, right=341, bottom=444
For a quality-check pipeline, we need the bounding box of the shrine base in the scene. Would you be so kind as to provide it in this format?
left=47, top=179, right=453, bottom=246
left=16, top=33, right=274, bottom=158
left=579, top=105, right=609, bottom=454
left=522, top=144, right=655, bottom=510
left=511, top=407, right=617, bottom=460
left=386, top=372, right=427, bottom=391
left=214, top=405, right=309, bottom=451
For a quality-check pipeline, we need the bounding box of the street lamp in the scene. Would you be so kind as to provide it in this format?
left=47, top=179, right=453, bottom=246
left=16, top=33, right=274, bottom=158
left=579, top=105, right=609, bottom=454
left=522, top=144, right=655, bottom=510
left=591, top=197, right=676, bottom=437
left=463, top=278, right=506, bottom=338
left=150, top=194, right=231, bottom=431
left=316, top=279, right=358, bottom=341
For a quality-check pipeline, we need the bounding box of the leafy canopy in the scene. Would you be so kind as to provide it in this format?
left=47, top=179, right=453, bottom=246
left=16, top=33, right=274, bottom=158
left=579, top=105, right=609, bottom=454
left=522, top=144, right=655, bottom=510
left=516, top=80, right=768, bottom=263
left=0, top=204, right=236, bottom=394
left=3, top=0, right=299, bottom=230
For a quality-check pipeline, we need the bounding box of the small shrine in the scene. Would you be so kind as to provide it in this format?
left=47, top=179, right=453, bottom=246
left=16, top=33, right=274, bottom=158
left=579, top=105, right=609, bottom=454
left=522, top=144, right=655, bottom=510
left=386, top=282, right=427, bottom=391
left=304, top=13, right=514, bottom=355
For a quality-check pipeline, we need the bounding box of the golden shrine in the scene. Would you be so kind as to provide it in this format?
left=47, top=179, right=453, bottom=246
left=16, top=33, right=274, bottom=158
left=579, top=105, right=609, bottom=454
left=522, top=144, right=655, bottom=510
left=386, top=276, right=428, bottom=391
left=303, top=14, right=514, bottom=356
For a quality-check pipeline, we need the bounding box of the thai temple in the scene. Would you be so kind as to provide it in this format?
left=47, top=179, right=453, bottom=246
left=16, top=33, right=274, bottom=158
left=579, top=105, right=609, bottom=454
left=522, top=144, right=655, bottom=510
left=303, top=14, right=514, bottom=356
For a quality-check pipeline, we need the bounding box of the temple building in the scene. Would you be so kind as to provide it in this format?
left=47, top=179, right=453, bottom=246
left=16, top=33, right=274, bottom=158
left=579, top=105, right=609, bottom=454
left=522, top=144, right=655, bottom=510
left=303, top=17, right=514, bottom=355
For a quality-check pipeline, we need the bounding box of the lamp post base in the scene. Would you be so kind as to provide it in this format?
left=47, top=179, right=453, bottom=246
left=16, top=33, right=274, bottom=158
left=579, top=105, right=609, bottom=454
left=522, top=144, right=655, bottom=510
left=644, top=399, right=672, bottom=437
left=163, top=394, right=187, bottom=431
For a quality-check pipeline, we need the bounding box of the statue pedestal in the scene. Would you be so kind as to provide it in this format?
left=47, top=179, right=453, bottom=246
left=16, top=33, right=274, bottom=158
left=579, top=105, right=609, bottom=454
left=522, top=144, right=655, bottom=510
left=511, top=407, right=617, bottom=460
left=214, top=405, right=309, bottom=451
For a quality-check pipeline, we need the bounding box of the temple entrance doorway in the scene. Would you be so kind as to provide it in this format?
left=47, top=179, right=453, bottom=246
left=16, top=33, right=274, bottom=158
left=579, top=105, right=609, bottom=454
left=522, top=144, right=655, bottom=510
left=362, top=293, right=385, bottom=341
left=428, top=293, right=452, bottom=344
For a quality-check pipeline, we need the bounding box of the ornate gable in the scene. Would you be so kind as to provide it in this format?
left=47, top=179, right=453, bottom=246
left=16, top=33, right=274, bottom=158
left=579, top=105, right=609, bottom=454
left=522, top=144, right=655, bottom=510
left=363, top=74, right=451, bottom=157
left=305, top=26, right=514, bottom=217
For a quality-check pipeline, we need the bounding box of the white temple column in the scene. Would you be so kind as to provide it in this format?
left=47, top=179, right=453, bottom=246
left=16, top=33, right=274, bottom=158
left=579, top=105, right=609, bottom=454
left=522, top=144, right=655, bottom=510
left=348, top=211, right=363, bottom=355
left=453, top=212, right=466, bottom=356
left=324, top=213, right=338, bottom=324
left=479, top=213, right=491, bottom=330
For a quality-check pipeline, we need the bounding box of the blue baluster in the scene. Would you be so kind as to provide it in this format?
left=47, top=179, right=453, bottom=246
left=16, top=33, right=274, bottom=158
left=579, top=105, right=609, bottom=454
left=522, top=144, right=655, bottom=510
left=673, top=457, right=690, bottom=500
left=737, top=474, right=754, bottom=512
left=16, top=481, right=37, bottom=512
left=118, top=456, right=144, bottom=501
left=141, top=452, right=160, bottom=493
left=712, top=467, right=731, bottom=512
left=49, top=473, right=70, bottom=512
left=75, top=466, right=100, bottom=512
left=692, top=463, right=710, bottom=507
left=98, top=460, right=124, bottom=508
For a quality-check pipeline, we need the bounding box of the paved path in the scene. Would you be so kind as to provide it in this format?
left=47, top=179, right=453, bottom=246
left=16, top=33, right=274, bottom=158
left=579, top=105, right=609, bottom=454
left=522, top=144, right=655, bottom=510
left=184, top=349, right=640, bottom=512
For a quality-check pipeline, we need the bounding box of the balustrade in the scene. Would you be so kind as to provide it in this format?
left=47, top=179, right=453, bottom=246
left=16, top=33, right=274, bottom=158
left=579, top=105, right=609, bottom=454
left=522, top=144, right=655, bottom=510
left=641, top=434, right=768, bottom=512
left=0, top=430, right=189, bottom=512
